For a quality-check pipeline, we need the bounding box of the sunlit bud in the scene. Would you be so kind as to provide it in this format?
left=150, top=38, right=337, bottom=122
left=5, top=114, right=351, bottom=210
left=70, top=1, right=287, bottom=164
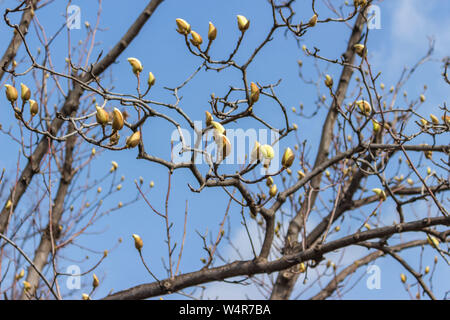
left=286, top=168, right=292, bottom=175
left=424, top=150, right=432, bottom=160
left=355, top=100, right=371, bottom=115
left=429, top=114, right=439, bottom=124
left=85, top=202, right=90, bottom=208
left=218, top=134, right=232, bottom=160
left=400, top=273, right=406, bottom=283
left=200, top=258, right=207, bottom=264
left=372, top=119, right=380, bottom=133
left=92, top=274, right=99, bottom=288
left=347, top=135, right=352, bottom=142
left=91, top=148, right=96, bottom=156
left=260, top=144, right=275, bottom=160
left=426, top=167, right=431, bottom=175
left=190, top=30, right=203, bottom=47
left=380, top=83, right=385, bottom=90
left=127, top=57, right=143, bottom=75
left=335, top=225, right=340, bottom=232
left=205, top=111, right=213, bottom=127
left=126, top=131, right=141, bottom=148
left=12, top=60, right=17, bottom=67
left=353, top=44, right=365, bottom=57
left=118, top=202, right=123, bottom=208
left=147, top=72, right=156, bottom=87
left=266, top=177, right=273, bottom=187
left=250, top=82, right=260, bottom=105
left=236, top=15, right=250, bottom=32
left=208, top=22, right=217, bottom=41
left=424, top=266, right=430, bottom=274
left=150, top=181, right=155, bottom=188
left=324, top=170, right=331, bottom=178
left=29, top=99, right=38, bottom=117
left=297, top=170, right=305, bottom=179
left=250, top=141, right=261, bottom=163
left=372, top=188, right=386, bottom=201
left=441, top=115, right=450, bottom=124
left=4, top=84, right=18, bottom=102
left=269, top=184, right=278, bottom=197
left=291, top=107, right=296, bottom=113
left=111, top=161, right=119, bottom=171
left=299, top=263, right=306, bottom=273
left=281, top=147, right=295, bottom=168
left=116, top=184, right=122, bottom=191
left=103, top=250, right=108, bottom=257
left=82, top=293, right=90, bottom=300
left=95, top=105, right=109, bottom=126
left=20, top=83, right=31, bottom=101
left=420, top=118, right=428, bottom=126
left=112, top=108, right=124, bottom=131
left=15, top=269, right=25, bottom=280
left=292, top=123, right=298, bottom=130
left=308, top=14, right=318, bottom=27
left=176, top=18, right=191, bottom=35
left=132, top=234, right=143, bottom=250
left=406, top=178, right=413, bottom=186
left=23, top=281, right=32, bottom=291
left=5, top=199, right=12, bottom=210
left=434, top=256, right=438, bottom=264
left=302, top=44, right=307, bottom=52
left=427, top=235, right=439, bottom=248
left=364, top=223, right=371, bottom=230
left=419, top=94, right=425, bottom=102
left=324, top=74, right=333, bottom=88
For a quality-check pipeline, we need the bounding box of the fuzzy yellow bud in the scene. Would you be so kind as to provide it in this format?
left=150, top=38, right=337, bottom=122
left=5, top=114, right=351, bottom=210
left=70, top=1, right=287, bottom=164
left=372, top=119, right=380, bottom=133
left=5, top=199, right=12, bottom=210
left=127, top=57, right=143, bottom=75
left=82, top=293, right=90, bottom=300
left=92, top=274, right=99, bottom=288
left=269, top=184, right=278, bottom=197
left=132, top=234, right=143, bottom=250
left=420, top=94, right=425, bottom=102
left=400, top=273, right=406, bottom=283
left=210, top=121, right=225, bottom=135
left=308, top=14, right=318, bottom=27
left=250, top=82, right=260, bottom=105
left=297, top=170, right=305, bottom=179
left=205, top=111, right=213, bottom=127
left=353, top=43, right=366, bottom=57
left=424, top=266, right=430, bottom=274
left=266, top=176, right=273, bottom=187
left=208, top=22, right=217, bottom=41
left=190, top=30, right=203, bottom=47
left=364, top=223, right=371, bottom=230
left=299, top=263, right=306, bottom=273
left=292, top=123, right=298, bottom=130
left=29, top=99, right=38, bottom=117
left=96, top=105, right=109, bottom=126
left=147, top=72, right=156, bottom=87
left=380, top=83, right=385, bottom=90
left=427, top=235, right=439, bottom=248
left=4, top=84, right=18, bottom=102
left=15, top=269, right=25, bottom=280
left=97, top=187, right=102, bottom=193
left=407, top=178, right=413, bottom=186
left=429, top=114, right=439, bottom=124
left=116, top=184, right=122, bottom=191
left=150, top=181, right=155, bottom=188
left=176, top=18, right=191, bottom=35
left=126, top=131, right=141, bottom=148
left=111, top=161, right=119, bottom=171
left=112, top=108, right=124, bottom=131
left=250, top=141, right=261, bottom=163
left=335, top=225, right=341, bottom=232
left=91, top=148, right=96, bottom=156
left=372, top=188, right=386, bottom=201
left=23, top=281, right=32, bottom=291
left=20, top=83, right=31, bottom=101
left=324, top=74, right=333, bottom=88
left=441, top=115, right=450, bottom=124
left=281, top=147, right=295, bottom=168
left=237, top=15, right=250, bottom=32
left=260, top=144, right=275, bottom=160
left=355, top=100, right=371, bottom=115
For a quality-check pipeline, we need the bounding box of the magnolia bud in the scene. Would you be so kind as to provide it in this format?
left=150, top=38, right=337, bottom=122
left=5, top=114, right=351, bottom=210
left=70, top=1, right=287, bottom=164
left=112, top=108, right=124, bottom=131
left=127, top=57, right=143, bottom=75
left=400, top=273, right=406, bottom=283
left=82, top=293, right=90, bottom=300
left=353, top=43, right=366, bottom=57
left=148, top=72, right=156, bottom=87
left=23, top=281, right=32, bottom=291
left=111, top=161, right=119, bottom=171
left=250, top=82, right=260, bottom=105
left=91, top=148, right=96, bottom=156
left=20, top=83, right=31, bottom=101
left=250, top=141, right=261, bottom=163
left=4, top=84, right=18, bottom=102
left=132, top=234, right=143, bottom=250
left=429, top=114, right=439, bottom=124
left=424, top=266, right=430, bottom=274
left=5, top=199, right=12, bottom=210
left=176, top=18, right=191, bottom=35
left=92, top=274, right=99, bottom=288
left=308, top=14, right=318, bottom=27
left=208, top=22, right=217, bottom=41
left=266, top=177, right=273, bottom=187
left=96, top=105, right=109, bottom=126
left=205, top=111, right=213, bottom=127
left=355, top=100, right=371, bottom=115
left=372, top=119, right=380, bottom=133
left=237, top=15, right=250, bottom=32
left=324, top=74, right=333, bottom=88
left=269, top=184, right=278, bottom=197
left=29, top=99, right=38, bottom=117
left=150, top=181, right=155, bottom=188
left=372, top=188, right=386, bottom=201
left=364, top=223, right=371, bottom=230
left=15, top=269, right=25, bottom=280
left=281, top=147, right=295, bottom=168
left=297, top=170, right=305, bottom=179
left=190, top=30, right=203, bottom=47
left=211, top=121, right=225, bottom=135
left=126, top=131, right=141, bottom=148
left=420, top=118, right=428, bottom=126
left=420, top=94, right=425, bottom=102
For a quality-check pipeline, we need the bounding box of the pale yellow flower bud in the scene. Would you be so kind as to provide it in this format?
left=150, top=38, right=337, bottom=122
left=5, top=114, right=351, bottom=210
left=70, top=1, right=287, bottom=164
left=132, top=234, right=143, bottom=250
left=266, top=176, right=273, bottom=187
left=281, top=147, right=295, bottom=168
left=429, top=114, right=439, bottom=124
left=112, top=108, right=124, bottom=131
left=324, top=74, right=333, bottom=88
left=208, top=22, right=217, bottom=41
left=237, top=15, right=250, bottom=32
left=126, top=131, right=141, bottom=148
left=372, top=188, right=386, bottom=201
left=29, top=99, right=38, bottom=117
left=92, top=274, right=99, bottom=288
left=308, top=14, right=318, bottom=27
left=148, top=72, right=156, bottom=87
left=127, top=57, right=143, bottom=75
left=400, top=273, right=406, bottom=283
left=250, top=82, right=260, bottom=105
left=176, top=18, right=191, bottom=35
left=190, top=30, right=203, bottom=47
left=269, top=184, right=278, bottom=197
left=20, top=83, right=31, bottom=101
left=96, top=105, right=109, bottom=126
left=4, top=84, right=18, bottom=102
left=355, top=100, right=371, bottom=115
left=82, top=293, right=90, bottom=300
left=205, top=111, right=213, bottom=127
left=353, top=43, right=366, bottom=57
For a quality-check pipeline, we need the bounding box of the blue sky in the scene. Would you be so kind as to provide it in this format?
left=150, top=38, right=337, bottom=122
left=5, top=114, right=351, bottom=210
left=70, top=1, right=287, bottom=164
left=0, top=0, right=448, bottom=300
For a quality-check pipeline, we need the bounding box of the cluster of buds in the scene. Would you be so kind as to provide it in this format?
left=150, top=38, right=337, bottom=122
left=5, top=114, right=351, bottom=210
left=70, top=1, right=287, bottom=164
left=355, top=99, right=372, bottom=116
left=4, top=83, right=40, bottom=118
